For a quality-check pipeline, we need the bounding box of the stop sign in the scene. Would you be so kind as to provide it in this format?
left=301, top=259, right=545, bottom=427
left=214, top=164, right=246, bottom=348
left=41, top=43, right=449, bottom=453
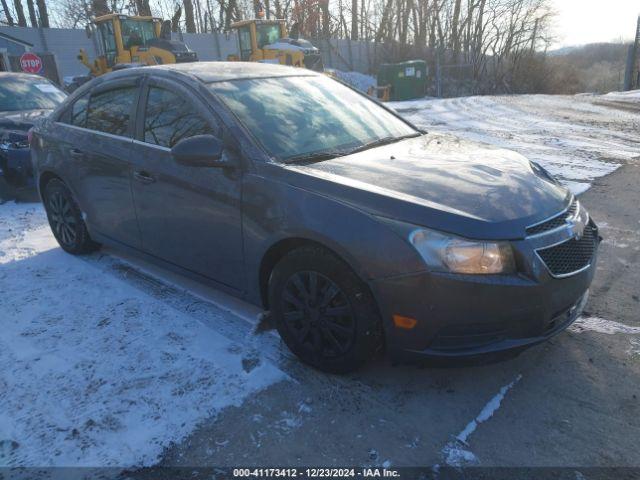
left=20, top=52, right=43, bottom=74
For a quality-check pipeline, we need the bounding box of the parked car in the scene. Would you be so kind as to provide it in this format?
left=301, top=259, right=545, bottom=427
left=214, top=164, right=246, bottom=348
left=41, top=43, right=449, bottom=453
left=0, top=72, right=66, bottom=189
left=31, top=63, right=600, bottom=373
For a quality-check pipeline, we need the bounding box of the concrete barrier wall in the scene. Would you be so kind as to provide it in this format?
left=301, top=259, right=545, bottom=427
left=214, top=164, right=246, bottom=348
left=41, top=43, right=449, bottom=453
left=0, top=26, right=96, bottom=79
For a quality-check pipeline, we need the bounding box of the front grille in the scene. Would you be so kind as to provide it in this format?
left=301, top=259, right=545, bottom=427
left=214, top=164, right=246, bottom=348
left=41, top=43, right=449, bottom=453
left=526, top=200, right=578, bottom=236
left=304, top=54, right=324, bottom=71
left=175, top=52, right=198, bottom=63
left=536, top=223, right=597, bottom=277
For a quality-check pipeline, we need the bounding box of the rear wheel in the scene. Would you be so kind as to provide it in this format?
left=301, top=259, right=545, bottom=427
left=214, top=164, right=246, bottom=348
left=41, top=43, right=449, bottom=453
left=43, top=179, right=100, bottom=254
left=268, top=246, right=382, bottom=373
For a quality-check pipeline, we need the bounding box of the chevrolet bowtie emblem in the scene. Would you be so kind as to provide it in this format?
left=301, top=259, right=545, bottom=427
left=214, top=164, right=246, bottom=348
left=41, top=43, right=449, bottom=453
left=569, top=216, right=586, bottom=241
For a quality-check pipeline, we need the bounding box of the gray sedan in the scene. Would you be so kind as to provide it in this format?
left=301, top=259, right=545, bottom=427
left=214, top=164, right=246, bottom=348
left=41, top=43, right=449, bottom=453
left=30, top=62, right=599, bottom=372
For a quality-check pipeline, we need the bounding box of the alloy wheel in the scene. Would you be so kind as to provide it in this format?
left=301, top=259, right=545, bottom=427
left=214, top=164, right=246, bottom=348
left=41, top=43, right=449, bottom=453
left=48, top=192, right=77, bottom=246
left=281, top=271, right=356, bottom=359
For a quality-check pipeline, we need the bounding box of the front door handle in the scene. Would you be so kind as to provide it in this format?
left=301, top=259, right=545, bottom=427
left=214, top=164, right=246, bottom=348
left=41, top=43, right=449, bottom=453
left=70, top=148, right=84, bottom=159
left=133, top=170, right=156, bottom=184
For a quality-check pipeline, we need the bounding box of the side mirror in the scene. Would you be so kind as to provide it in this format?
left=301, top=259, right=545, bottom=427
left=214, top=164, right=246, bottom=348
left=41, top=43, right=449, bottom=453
left=171, top=134, right=230, bottom=168
left=85, top=24, right=92, bottom=38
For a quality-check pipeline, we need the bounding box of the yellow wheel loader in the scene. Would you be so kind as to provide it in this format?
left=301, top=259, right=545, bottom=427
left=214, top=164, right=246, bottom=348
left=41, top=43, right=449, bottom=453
left=77, top=14, right=197, bottom=81
left=227, top=19, right=324, bottom=71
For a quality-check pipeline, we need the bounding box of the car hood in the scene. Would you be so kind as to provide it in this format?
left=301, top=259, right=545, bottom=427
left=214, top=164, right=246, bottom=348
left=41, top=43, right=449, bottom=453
left=0, top=109, right=51, bottom=129
left=282, top=134, right=571, bottom=240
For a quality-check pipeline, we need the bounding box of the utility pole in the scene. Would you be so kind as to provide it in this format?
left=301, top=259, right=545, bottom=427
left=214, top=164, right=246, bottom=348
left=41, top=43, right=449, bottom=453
left=625, top=16, right=640, bottom=90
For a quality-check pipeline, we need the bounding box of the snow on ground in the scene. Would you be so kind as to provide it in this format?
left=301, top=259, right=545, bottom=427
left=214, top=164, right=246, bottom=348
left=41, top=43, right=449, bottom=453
left=440, top=374, right=522, bottom=467
left=0, top=202, right=284, bottom=467
left=605, top=89, right=640, bottom=102
left=390, top=94, right=640, bottom=194
left=569, top=316, right=640, bottom=335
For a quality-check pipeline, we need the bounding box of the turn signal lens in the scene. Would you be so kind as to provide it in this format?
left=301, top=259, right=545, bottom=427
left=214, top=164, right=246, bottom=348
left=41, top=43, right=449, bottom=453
left=393, top=315, right=417, bottom=329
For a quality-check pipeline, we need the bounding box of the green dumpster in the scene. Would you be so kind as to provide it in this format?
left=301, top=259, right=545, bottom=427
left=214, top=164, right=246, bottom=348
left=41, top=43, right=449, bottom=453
left=377, top=60, right=428, bottom=101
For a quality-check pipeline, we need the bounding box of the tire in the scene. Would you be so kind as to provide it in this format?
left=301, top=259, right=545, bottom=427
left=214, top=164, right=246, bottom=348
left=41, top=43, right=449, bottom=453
left=43, top=178, right=100, bottom=254
left=268, top=246, right=382, bottom=373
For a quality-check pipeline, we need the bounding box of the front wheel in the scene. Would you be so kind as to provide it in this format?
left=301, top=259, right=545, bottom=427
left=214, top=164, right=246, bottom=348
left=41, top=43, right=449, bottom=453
left=268, top=246, right=382, bottom=373
left=43, top=178, right=100, bottom=254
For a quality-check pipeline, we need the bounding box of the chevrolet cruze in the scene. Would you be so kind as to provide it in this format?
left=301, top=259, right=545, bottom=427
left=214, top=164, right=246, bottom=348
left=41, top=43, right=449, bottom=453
left=31, top=62, right=600, bottom=373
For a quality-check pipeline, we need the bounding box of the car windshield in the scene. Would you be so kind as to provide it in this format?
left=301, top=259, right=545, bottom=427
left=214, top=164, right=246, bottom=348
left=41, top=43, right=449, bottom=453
left=0, top=77, right=66, bottom=112
left=211, top=75, right=418, bottom=162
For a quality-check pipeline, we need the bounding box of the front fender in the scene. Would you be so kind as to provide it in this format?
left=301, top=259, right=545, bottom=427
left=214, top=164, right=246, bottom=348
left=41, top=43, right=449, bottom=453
left=241, top=168, right=425, bottom=304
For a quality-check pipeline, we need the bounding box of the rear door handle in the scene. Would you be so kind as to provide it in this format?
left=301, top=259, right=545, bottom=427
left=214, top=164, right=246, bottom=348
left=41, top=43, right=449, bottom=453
left=133, top=170, right=156, bottom=184
left=70, top=148, right=84, bottom=159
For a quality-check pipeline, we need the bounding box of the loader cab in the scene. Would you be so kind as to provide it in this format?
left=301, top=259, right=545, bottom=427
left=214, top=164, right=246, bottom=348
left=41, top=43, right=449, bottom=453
left=80, top=14, right=195, bottom=78
left=232, top=19, right=288, bottom=61
left=82, top=14, right=167, bottom=75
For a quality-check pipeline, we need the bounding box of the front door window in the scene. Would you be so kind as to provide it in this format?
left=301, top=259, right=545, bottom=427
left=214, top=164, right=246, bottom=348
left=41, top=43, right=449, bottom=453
left=143, top=87, right=217, bottom=148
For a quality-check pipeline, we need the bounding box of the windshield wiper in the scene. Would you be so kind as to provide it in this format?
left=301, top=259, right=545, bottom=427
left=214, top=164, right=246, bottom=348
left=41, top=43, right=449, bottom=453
left=349, top=133, right=422, bottom=155
left=282, top=133, right=422, bottom=164
left=283, top=149, right=348, bottom=164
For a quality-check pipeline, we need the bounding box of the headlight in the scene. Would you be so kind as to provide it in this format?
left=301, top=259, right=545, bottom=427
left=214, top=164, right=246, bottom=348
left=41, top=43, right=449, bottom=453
left=409, top=228, right=515, bottom=274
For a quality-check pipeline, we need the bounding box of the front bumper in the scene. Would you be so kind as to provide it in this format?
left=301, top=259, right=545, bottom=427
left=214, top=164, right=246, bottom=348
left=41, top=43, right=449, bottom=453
left=370, top=223, right=599, bottom=360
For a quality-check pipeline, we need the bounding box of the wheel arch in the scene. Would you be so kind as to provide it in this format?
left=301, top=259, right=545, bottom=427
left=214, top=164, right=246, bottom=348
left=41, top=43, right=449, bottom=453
left=38, top=170, right=64, bottom=201
left=258, top=236, right=371, bottom=310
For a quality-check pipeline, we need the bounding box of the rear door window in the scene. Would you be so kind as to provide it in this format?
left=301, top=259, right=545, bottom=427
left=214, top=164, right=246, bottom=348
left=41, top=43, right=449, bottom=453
left=143, top=86, right=217, bottom=148
left=86, top=87, right=137, bottom=136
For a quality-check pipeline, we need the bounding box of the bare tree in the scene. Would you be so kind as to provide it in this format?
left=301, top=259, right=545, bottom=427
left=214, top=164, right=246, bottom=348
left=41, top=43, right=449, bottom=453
left=319, top=0, right=329, bottom=37
left=135, top=0, right=151, bottom=15
left=184, top=0, right=196, bottom=32
left=26, top=0, right=37, bottom=26
left=91, top=0, right=109, bottom=16
left=36, top=0, right=49, bottom=26
left=13, top=0, right=27, bottom=26
left=449, top=0, right=461, bottom=55
left=351, top=0, right=357, bottom=39
left=1, top=0, right=15, bottom=25
left=171, top=4, right=181, bottom=31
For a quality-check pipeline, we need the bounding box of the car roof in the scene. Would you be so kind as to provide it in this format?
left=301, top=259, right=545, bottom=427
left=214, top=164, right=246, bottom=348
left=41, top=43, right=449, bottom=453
left=106, top=61, right=319, bottom=84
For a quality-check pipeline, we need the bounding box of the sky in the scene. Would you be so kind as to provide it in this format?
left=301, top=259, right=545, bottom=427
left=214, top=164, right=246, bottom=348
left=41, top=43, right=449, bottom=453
left=553, top=0, right=639, bottom=47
